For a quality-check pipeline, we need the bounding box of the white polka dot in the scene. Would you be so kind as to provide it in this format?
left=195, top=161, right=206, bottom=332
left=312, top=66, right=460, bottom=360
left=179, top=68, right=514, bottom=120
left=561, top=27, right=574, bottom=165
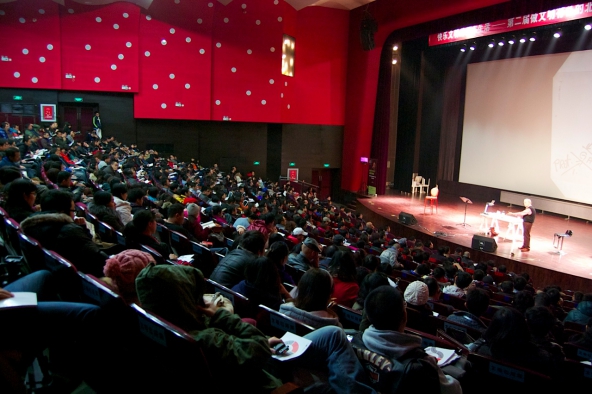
left=161, top=103, right=167, bottom=109
left=19, top=18, right=25, bottom=23
left=146, top=15, right=152, bottom=20
left=22, top=48, right=29, bottom=55
left=113, top=24, right=119, bottom=29
left=231, top=67, right=236, bottom=73
left=68, top=8, right=74, bottom=14
left=185, top=83, right=190, bottom=89
left=169, top=73, right=175, bottom=79
left=174, top=0, right=180, bottom=3
left=170, top=28, right=175, bottom=34
left=285, top=82, right=288, bottom=86
left=216, top=42, right=221, bottom=48
left=247, top=49, right=252, bottom=54
left=256, top=20, right=261, bottom=25
left=39, top=57, right=46, bottom=63
left=215, top=100, right=221, bottom=105
left=153, top=84, right=159, bottom=89
left=197, top=18, right=203, bottom=24
left=185, top=37, right=191, bottom=43
left=0, top=10, right=5, bottom=16
left=199, top=49, right=205, bottom=54
left=242, top=4, right=247, bottom=9
left=208, top=2, right=213, bottom=7
left=13, top=72, right=20, bottom=78
left=280, top=93, right=284, bottom=98
left=32, top=18, right=37, bottom=23
left=274, top=0, right=279, bottom=4
left=270, top=47, right=275, bottom=52
left=287, top=104, right=290, bottom=109
left=94, top=77, right=100, bottom=83
left=118, top=54, right=124, bottom=60
left=261, top=100, right=267, bottom=105
left=39, top=9, right=45, bottom=14
left=126, top=42, right=132, bottom=48
left=47, top=44, right=53, bottom=50
left=96, top=17, right=102, bottom=23
left=85, top=44, right=91, bottom=50
left=161, top=39, right=167, bottom=45
left=144, top=51, right=151, bottom=57
left=32, top=77, right=38, bottom=83
left=269, top=79, right=274, bottom=84
left=246, top=90, right=251, bottom=96
left=278, top=17, right=282, bottom=22
left=224, top=18, right=229, bottom=23
left=111, top=64, right=117, bottom=70
left=123, top=12, right=129, bottom=18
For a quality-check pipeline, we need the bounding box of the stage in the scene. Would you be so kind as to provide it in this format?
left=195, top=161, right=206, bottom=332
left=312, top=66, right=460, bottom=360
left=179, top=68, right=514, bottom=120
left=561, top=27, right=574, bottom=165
left=355, top=191, right=592, bottom=292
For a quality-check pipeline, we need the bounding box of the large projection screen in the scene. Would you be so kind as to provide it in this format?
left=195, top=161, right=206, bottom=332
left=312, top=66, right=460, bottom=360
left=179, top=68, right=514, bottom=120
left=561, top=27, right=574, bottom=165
left=459, top=50, right=592, bottom=205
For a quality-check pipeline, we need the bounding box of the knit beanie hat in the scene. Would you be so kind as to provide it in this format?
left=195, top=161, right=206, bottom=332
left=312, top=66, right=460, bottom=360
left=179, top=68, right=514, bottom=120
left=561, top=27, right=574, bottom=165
left=404, top=280, right=429, bottom=306
left=103, top=250, right=155, bottom=295
left=186, top=203, right=200, bottom=217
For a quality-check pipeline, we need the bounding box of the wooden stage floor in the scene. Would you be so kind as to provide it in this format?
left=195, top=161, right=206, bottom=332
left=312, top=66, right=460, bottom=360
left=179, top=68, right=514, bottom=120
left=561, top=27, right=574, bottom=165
left=355, top=191, right=592, bottom=292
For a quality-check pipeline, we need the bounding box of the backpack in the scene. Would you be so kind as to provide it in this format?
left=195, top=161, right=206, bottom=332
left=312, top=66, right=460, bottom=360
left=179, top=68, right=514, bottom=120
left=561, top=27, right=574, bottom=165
left=350, top=332, right=441, bottom=393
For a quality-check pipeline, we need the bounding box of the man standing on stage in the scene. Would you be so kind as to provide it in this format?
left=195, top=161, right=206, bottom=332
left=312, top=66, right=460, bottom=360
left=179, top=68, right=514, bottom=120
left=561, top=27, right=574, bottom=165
left=508, top=198, right=535, bottom=252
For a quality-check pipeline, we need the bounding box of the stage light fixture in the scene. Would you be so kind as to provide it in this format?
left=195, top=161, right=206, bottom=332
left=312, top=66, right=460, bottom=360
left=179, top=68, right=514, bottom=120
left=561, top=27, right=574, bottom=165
left=498, top=39, right=505, bottom=47
left=488, top=40, right=495, bottom=48
left=392, top=59, right=398, bottom=64
left=469, top=42, right=476, bottom=51
left=529, top=33, right=537, bottom=42
left=519, top=35, right=527, bottom=43
left=585, top=24, right=591, bottom=31
left=508, top=36, right=516, bottom=45
left=554, top=30, right=562, bottom=38
left=393, top=45, right=399, bottom=51
left=460, top=44, right=467, bottom=52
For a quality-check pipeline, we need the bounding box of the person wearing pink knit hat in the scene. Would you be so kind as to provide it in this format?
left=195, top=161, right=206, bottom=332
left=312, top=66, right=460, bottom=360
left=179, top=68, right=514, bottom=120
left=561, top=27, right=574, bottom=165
left=103, top=249, right=155, bottom=304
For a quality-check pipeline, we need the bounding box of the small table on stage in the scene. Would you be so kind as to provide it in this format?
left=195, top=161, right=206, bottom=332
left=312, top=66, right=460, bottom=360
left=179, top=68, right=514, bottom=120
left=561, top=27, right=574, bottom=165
left=480, top=212, right=523, bottom=247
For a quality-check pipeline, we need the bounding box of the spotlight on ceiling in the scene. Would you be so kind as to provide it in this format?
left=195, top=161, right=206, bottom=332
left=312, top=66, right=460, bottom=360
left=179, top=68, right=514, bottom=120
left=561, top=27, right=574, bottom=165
left=498, top=39, right=505, bottom=47
left=554, top=29, right=562, bottom=38
left=585, top=24, right=592, bottom=31
left=529, top=33, right=537, bottom=42
left=519, top=35, right=527, bottom=43
left=508, top=36, right=516, bottom=45
left=488, top=40, right=495, bottom=48
left=469, top=42, right=476, bottom=51
left=460, top=44, right=467, bottom=52
left=393, top=45, right=399, bottom=51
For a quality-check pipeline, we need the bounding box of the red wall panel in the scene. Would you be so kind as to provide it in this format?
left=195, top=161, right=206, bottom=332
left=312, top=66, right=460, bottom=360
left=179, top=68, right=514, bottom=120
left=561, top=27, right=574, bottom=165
left=0, top=0, right=62, bottom=89
left=134, top=0, right=214, bottom=120
left=59, top=1, right=139, bottom=92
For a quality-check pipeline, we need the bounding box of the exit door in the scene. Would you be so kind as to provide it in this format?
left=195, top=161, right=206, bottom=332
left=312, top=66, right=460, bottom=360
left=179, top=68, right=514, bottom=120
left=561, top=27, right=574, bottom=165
left=311, top=169, right=332, bottom=200
left=59, top=104, right=95, bottom=134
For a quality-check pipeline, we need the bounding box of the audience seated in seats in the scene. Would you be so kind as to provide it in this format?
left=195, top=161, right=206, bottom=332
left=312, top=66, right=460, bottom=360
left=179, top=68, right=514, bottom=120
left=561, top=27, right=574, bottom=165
left=287, top=237, right=322, bottom=271
left=425, top=277, right=455, bottom=315
left=232, top=256, right=287, bottom=310
left=361, top=285, right=462, bottom=394
left=280, top=268, right=342, bottom=329
left=246, top=212, right=275, bottom=244
left=127, top=187, right=148, bottom=215
left=111, top=183, right=133, bottom=226
left=88, top=191, right=124, bottom=232
left=353, top=272, right=389, bottom=311
left=545, top=287, right=567, bottom=321
left=468, top=307, right=559, bottom=376
left=379, top=243, right=403, bottom=269
left=432, top=266, right=450, bottom=284
left=288, top=227, right=307, bottom=251
left=123, top=209, right=175, bottom=260
left=447, top=288, right=490, bottom=333
left=266, top=240, right=294, bottom=285
left=498, top=280, right=515, bottom=298
left=163, top=203, right=196, bottom=242
left=404, top=280, right=433, bottom=316
left=56, top=171, right=83, bottom=203
left=210, top=230, right=265, bottom=288
left=21, top=190, right=108, bottom=277
left=319, top=244, right=338, bottom=270
left=512, top=290, right=534, bottom=314
left=0, top=271, right=101, bottom=393
left=3, top=178, right=38, bottom=223
left=183, top=202, right=210, bottom=242
left=443, top=271, right=473, bottom=298
left=102, top=249, right=155, bottom=304
left=136, top=264, right=375, bottom=393
left=567, top=317, right=592, bottom=350
left=328, top=251, right=359, bottom=308
left=525, top=306, right=566, bottom=365
left=563, top=293, right=592, bottom=326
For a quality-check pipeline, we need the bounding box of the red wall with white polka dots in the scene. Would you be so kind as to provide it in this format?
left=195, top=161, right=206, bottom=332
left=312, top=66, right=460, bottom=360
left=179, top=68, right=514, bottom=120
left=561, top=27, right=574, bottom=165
left=0, top=0, right=349, bottom=125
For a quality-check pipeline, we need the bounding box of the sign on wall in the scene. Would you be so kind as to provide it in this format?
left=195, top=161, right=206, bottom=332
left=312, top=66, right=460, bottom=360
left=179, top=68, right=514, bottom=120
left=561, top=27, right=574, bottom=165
left=288, top=168, right=299, bottom=181
left=40, top=104, right=57, bottom=122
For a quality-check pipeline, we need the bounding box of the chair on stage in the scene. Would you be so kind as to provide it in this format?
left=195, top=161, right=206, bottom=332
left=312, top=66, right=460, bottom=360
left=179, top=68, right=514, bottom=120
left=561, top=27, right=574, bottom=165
left=411, top=173, right=430, bottom=194
left=424, top=185, right=439, bottom=214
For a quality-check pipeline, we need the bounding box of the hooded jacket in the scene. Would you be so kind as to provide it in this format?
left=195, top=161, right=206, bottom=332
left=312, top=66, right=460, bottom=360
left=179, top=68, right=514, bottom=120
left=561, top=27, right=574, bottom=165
left=564, top=300, right=592, bottom=326
left=20, top=212, right=108, bottom=277
left=136, top=264, right=280, bottom=392
left=362, top=326, right=462, bottom=394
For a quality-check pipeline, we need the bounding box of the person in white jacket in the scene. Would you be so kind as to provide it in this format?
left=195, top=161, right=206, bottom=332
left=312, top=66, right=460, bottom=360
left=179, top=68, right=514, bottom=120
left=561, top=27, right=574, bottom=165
left=111, top=182, right=133, bottom=226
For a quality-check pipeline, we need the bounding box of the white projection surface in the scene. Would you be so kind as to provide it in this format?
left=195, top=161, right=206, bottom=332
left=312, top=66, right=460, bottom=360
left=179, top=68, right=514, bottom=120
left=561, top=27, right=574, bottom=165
left=459, top=50, right=592, bottom=205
